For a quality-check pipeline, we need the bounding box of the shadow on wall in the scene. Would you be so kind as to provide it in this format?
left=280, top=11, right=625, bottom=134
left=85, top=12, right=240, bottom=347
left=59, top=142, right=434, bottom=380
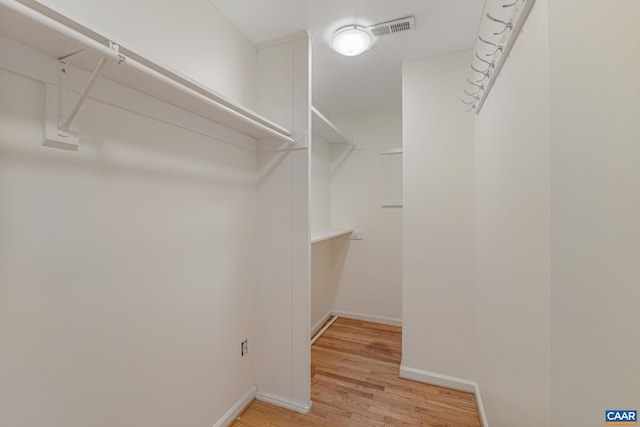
left=1, top=87, right=255, bottom=190
left=330, top=234, right=350, bottom=291
left=331, top=144, right=358, bottom=175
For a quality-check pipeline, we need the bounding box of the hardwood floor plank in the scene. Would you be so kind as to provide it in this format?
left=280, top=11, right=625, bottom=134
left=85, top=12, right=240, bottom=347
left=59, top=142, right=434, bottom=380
left=232, top=318, right=481, bottom=427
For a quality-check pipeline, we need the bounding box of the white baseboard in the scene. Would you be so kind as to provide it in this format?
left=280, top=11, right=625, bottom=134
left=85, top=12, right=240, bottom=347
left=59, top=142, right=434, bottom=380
left=399, top=365, right=476, bottom=393
left=331, top=310, right=402, bottom=327
left=311, top=311, right=334, bottom=337
left=212, top=385, right=256, bottom=427
left=311, top=315, right=338, bottom=345
left=399, top=365, right=488, bottom=426
left=474, top=383, right=489, bottom=427
left=255, top=391, right=311, bottom=414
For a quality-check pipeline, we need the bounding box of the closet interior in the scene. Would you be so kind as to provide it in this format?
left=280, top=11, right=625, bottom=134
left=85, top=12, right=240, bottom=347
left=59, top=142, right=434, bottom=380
left=309, top=103, right=354, bottom=338
left=2, top=0, right=638, bottom=426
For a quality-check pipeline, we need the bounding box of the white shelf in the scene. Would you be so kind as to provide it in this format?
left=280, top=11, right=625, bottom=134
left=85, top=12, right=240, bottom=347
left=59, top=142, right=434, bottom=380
left=0, top=0, right=294, bottom=144
left=311, top=228, right=353, bottom=244
left=311, top=105, right=353, bottom=145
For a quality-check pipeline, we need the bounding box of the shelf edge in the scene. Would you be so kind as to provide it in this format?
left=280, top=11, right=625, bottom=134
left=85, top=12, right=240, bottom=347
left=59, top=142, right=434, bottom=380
left=311, top=228, right=353, bottom=244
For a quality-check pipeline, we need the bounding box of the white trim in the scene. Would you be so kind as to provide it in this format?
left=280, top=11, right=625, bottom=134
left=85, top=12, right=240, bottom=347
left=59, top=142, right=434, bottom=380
left=311, top=311, right=334, bottom=338
left=474, top=383, right=489, bottom=427
left=0, top=36, right=258, bottom=152
left=332, top=310, right=402, bottom=327
left=398, top=365, right=476, bottom=393
left=311, top=315, right=338, bottom=346
left=212, top=385, right=256, bottom=427
left=255, top=392, right=311, bottom=414
left=398, top=365, right=489, bottom=426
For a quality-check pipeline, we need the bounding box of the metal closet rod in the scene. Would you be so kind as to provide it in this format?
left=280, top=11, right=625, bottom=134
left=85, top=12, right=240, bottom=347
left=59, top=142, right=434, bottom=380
left=0, top=0, right=296, bottom=145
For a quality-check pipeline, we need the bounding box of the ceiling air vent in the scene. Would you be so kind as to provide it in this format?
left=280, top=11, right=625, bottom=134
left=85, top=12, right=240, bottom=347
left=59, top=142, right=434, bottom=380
left=368, top=16, right=415, bottom=38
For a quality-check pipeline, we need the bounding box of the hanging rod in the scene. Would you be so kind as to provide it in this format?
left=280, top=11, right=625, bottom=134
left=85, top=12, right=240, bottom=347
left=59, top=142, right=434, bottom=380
left=0, top=0, right=296, bottom=145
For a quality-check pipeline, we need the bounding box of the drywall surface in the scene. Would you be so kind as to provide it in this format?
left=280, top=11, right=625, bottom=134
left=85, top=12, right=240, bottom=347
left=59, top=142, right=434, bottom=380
left=310, top=133, right=334, bottom=332
left=256, top=147, right=309, bottom=409
left=330, top=107, right=403, bottom=322
left=311, top=134, right=332, bottom=231
left=35, top=0, right=257, bottom=107
left=549, top=1, right=640, bottom=426
left=402, top=51, right=476, bottom=381
left=475, top=0, right=551, bottom=425
left=0, top=69, right=256, bottom=427
left=310, top=239, right=334, bottom=333
left=255, top=35, right=311, bottom=412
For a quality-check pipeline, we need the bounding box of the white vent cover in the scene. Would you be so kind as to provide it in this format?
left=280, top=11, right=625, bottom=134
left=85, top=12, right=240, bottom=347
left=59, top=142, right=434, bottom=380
left=368, top=16, right=415, bottom=38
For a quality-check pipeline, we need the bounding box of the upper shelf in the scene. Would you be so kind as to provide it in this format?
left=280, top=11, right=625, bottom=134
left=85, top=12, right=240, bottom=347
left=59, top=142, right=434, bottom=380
left=311, top=105, right=353, bottom=145
left=0, top=0, right=294, bottom=144
left=311, top=228, right=353, bottom=244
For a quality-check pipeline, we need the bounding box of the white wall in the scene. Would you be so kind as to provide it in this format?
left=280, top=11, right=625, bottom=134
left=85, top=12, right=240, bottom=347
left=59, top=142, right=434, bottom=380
left=311, top=108, right=403, bottom=328
left=329, top=107, right=403, bottom=322
left=474, top=0, right=551, bottom=425
left=0, top=68, right=257, bottom=427
left=548, top=1, right=640, bottom=426
left=310, top=134, right=331, bottom=232
left=255, top=147, right=309, bottom=409
left=402, top=51, right=476, bottom=381
left=35, top=0, right=257, bottom=107
left=310, top=134, right=335, bottom=332
left=311, top=239, right=335, bottom=333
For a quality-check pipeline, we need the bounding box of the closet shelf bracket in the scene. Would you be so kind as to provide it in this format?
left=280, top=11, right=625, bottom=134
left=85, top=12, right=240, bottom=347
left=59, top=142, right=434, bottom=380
left=44, top=41, right=125, bottom=150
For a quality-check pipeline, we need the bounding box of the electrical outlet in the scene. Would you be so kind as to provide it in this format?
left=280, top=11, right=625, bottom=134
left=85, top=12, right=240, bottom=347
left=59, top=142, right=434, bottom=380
left=351, top=230, right=364, bottom=240
left=241, top=339, right=248, bottom=357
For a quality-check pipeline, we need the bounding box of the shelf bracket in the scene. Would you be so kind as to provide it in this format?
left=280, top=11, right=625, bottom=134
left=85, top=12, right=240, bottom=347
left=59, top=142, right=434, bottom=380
left=334, top=140, right=363, bottom=151
left=44, top=41, right=124, bottom=150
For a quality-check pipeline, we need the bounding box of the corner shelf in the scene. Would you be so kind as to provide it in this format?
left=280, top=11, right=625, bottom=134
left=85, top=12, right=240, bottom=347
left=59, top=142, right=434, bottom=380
left=0, top=0, right=294, bottom=144
left=311, top=105, right=353, bottom=145
left=311, top=228, right=353, bottom=244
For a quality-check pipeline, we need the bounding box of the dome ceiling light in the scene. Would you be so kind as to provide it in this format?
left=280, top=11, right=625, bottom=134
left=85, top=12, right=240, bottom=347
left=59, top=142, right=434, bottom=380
left=330, top=25, right=374, bottom=57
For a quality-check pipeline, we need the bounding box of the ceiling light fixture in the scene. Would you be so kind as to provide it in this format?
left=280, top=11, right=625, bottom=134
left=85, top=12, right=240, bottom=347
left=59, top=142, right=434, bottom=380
left=330, top=25, right=374, bottom=56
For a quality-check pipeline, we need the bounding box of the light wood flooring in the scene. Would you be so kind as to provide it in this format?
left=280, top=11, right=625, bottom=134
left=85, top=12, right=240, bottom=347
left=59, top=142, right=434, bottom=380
left=232, top=318, right=481, bottom=427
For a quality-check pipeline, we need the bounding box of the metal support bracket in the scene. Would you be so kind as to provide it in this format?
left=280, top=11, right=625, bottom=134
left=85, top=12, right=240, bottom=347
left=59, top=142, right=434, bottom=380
left=44, top=41, right=124, bottom=150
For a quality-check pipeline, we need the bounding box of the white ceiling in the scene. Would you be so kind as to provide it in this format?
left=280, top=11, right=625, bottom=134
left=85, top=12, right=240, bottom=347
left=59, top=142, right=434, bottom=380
left=211, top=0, right=484, bottom=114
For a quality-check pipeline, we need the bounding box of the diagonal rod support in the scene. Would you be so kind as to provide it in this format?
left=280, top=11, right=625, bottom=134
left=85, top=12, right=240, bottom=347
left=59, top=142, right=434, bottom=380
left=58, top=56, right=109, bottom=134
